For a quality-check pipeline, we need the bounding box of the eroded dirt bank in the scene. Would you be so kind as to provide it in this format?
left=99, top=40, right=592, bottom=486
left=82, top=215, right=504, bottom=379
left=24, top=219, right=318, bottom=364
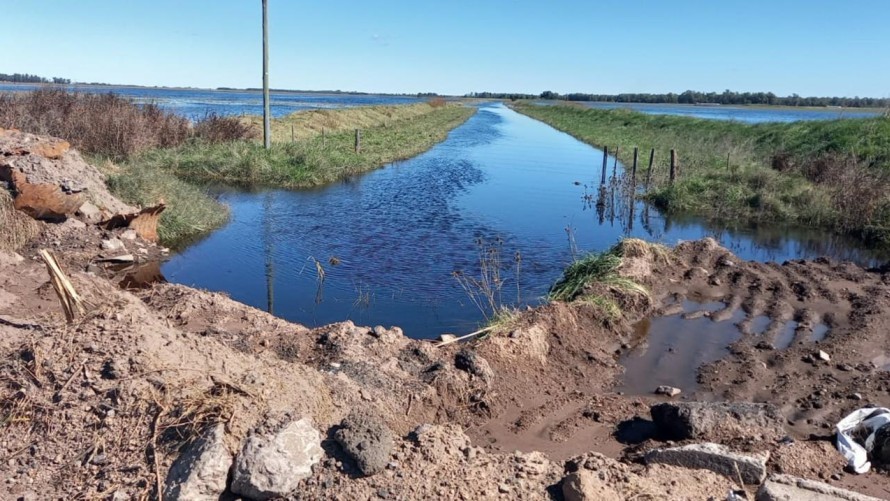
left=3, top=132, right=890, bottom=500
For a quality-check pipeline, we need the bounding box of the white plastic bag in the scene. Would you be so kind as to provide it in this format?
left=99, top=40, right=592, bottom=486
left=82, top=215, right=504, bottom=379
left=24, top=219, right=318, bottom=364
left=835, top=407, right=890, bottom=474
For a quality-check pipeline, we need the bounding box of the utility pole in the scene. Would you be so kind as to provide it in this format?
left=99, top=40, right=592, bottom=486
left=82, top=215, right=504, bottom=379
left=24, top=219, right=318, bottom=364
left=262, top=0, right=271, bottom=149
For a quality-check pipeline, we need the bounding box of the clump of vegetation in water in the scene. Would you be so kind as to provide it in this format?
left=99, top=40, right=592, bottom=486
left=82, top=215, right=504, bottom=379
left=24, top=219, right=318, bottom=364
left=513, top=103, right=890, bottom=247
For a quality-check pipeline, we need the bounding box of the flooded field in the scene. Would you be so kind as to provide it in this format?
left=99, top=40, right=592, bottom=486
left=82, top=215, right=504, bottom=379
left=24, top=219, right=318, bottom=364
left=162, top=104, right=887, bottom=338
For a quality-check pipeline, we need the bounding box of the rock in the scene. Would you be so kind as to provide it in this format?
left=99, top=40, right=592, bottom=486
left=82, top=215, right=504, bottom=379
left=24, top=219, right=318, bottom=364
left=756, top=474, right=882, bottom=501
left=818, top=350, right=831, bottom=362
left=334, top=409, right=394, bottom=476
left=231, top=416, right=323, bottom=500
left=654, top=385, right=682, bottom=397
left=454, top=349, right=494, bottom=383
left=163, top=424, right=232, bottom=501
left=120, top=229, right=138, bottom=241
left=650, top=401, right=785, bottom=441
left=755, top=341, right=775, bottom=350
left=76, top=201, right=103, bottom=224
left=645, top=442, right=769, bottom=484
left=438, top=334, right=457, bottom=343
left=562, top=470, right=619, bottom=501
left=371, top=325, right=387, bottom=338
left=850, top=393, right=863, bottom=401
left=100, top=238, right=125, bottom=252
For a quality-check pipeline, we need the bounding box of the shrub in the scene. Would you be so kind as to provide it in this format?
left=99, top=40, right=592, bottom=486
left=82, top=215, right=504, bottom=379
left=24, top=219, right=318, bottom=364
left=193, top=112, right=257, bottom=143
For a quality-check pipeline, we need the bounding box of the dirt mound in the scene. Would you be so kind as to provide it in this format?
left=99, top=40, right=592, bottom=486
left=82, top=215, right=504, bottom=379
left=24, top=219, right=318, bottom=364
left=0, top=128, right=134, bottom=217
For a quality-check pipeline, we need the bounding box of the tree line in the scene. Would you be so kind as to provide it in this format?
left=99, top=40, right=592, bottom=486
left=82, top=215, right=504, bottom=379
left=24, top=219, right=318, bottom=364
left=466, top=90, right=890, bottom=108
left=0, top=73, right=71, bottom=84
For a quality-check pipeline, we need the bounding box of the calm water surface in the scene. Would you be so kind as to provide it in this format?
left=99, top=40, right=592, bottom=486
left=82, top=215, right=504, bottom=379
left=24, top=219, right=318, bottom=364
left=0, top=83, right=420, bottom=119
left=162, top=104, right=887, bottom=338
left=578, top=102, right=880, bottom=123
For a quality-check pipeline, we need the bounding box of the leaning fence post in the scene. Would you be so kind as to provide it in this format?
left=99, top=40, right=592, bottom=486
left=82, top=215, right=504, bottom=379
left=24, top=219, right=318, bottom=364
left=355, top=129, right=361, bottom=153
left=669, top=149, right=677, bottom=184
left=601, top=146, right=608, bottom=185
left=612, top=146, right=620, bottom=180
left=645, top=148, right=655, bottom=191
left=631, top=147, right=639, bottom=189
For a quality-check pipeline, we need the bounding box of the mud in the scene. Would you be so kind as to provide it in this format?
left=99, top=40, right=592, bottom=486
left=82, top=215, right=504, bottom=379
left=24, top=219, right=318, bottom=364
left=3, top=134, right=890, bottom=499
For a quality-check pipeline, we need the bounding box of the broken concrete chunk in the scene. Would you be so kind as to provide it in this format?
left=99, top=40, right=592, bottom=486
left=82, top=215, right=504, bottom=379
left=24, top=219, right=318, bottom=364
left=231, top=417, right=323, bottom=500
left=334, top=409, right=394, bottom=476
left=756, top=474, right=882, bottom=501
left=163, top=424, right=232, bottom=501
left=654, top=385, right=682, bottom=397
left=819, top=350, right=831, bottom=362
left=645, top=442, right=769, bottom=484
left=438, top=334, right=457, bottom=343
left=650, top=401, right=785, bottom=441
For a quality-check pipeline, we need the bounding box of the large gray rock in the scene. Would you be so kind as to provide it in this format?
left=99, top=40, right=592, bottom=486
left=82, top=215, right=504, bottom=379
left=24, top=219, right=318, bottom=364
left=334, top=409, right=394, bottom=476
left=756, top=474, right=882, bottom=501
left=650, top=401, right=785, bottom=441
left=231, top=417, right=323, bottom=500
left=163, top=424, right=232, bottom=501
left=645, top=442, right=769, bottom=485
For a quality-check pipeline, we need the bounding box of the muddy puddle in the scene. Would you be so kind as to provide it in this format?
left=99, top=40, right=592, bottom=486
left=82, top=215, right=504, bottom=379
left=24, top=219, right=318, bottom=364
left=619, top=295, right=833, bottom=396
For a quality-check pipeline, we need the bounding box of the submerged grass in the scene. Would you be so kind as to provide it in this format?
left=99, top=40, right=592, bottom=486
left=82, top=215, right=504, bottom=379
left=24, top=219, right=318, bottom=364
left=513, top=102, right=890, bottom=246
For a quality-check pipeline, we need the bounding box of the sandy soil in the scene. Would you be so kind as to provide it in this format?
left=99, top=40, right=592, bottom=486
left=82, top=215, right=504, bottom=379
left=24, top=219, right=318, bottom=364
left=3, top=133, right=890, bottom=499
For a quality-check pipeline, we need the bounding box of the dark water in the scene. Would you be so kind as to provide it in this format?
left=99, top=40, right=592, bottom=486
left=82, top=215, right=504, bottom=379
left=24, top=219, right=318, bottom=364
left=577, top=102, right=881, bottom=123
left=0, top=83, right=420, bottom=119
left=162, top=104, right=888, bottom=338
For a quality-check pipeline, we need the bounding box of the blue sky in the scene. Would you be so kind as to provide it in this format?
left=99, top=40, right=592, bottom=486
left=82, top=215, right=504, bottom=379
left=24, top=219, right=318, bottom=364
left=2, top=1, right=888, bottom=97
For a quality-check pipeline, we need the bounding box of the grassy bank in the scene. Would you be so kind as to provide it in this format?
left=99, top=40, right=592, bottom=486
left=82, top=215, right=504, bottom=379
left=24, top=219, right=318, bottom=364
left=124, top=102, right=474, bottom=189
left=513, top=102, right=890, bottom=245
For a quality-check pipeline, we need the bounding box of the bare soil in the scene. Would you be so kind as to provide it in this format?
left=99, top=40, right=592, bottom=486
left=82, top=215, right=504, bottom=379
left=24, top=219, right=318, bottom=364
left=3, top=135, right=890, bottom=499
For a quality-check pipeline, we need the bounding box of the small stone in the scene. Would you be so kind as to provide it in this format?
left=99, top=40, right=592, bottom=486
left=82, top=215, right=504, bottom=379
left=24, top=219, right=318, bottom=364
left=371, top=326, right=387, bottom=338
left=438, top=334, right=457, bottom=343
left=100, top=238, right=125, bottom=252
left=164, top=424, right=232, bottom=501
left=818, top=350, right=831, bottom=362
left=498, top=483, right=511, bottom=493
left=851, top=393, right=863, bottom=401
left=120, top=229, right=138, bottom=241
left=755, top=341, right=775, bottom=350
left=76, top=202, right=103, bottom=224
left=838, top=363, right=854, bottom=372
left=376, top=488, right=390, bottom=498
left=654, top=386, right=682, bottom=397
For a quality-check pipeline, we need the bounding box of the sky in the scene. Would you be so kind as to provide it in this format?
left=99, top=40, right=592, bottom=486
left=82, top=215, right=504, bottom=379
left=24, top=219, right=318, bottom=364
left=2, top=0, right=889, bottom=97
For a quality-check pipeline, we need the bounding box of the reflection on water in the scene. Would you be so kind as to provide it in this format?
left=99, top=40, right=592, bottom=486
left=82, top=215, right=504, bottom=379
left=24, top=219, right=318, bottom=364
left=163, top=104, right=889, bottom=339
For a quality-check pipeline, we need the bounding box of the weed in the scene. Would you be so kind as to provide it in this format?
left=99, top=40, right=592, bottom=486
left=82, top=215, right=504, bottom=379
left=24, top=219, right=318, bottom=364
left=549, top=239, right=651, bottom=303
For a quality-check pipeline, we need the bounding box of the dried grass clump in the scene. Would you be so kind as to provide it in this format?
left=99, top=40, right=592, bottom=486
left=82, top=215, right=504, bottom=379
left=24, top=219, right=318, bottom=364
left=0, top=189, right=40, bottom=252
left=193, top=112, right=258, bottom=144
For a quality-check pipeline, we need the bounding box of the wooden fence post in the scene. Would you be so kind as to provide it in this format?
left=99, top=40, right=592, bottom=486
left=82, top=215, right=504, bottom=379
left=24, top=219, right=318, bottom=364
left=631, top=147, right=639, bottom=188
left=355, top=129, right=361, bottom=153
left=291, top=124, right=295, bottom=143
left=601, top=146, right=608, bottom=185
left=322, top=127, right=326, bottom=148
left=669, top=149, right=677, bottom=184
left=645, top=148, right=655, bottom=191
left=612, top=146, right=619, bottom=180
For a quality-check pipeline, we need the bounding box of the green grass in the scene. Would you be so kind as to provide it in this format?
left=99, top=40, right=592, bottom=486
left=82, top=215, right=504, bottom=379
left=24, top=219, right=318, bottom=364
left=103, top=103, right=474, bottom=246
left=549, top=241, right=650, bottom=303
left=513, top=102, right=890, bottom=246
left=98, top=159, right=230, bottom=247
left=126, top=104, right=474, bottom=189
